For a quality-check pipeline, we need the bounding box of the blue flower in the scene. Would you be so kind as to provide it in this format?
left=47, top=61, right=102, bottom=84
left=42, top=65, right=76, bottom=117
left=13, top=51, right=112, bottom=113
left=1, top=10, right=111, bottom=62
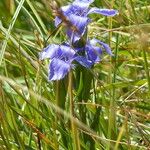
left=74, top=38, right=112, bottom=67
left=40, top=39, right=112, bottom=80
left=55, top=0, right=118, bottom=42
left=40, top=0, right=117, bottom=81
left=40, top=43, right=75, bottom=80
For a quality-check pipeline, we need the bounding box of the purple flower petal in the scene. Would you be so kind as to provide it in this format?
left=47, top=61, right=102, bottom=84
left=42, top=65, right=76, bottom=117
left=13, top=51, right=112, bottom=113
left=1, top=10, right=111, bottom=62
left=98, top=41, right=113, bottom=56
left=88, top=8, right=118, bottom=16
left=90, top=39, right=113, bottom=55
left=55, top=16, right=62, bottom=27
left=66, top=29, right=81, bottom=43
left=49, top=58, right=71, bottom=80
left=86, top=45, right=102, bottom=63
left=74, top=56, right=93, bottom=68
left=66, top=14, right=91, bottom=42
left=69, top=14, right=90, bottom=34
left=54, top=3, right=89, bottom=27
left=55, top=5, right=71, bottom=27
left=59, top=44, right=75, bottom=59
left=73, top=0, right=94, bottom=6
left=61, top=5, right=71, bottom=12
left=72, top=2, right=90, bottom=13
left=39, top=44, right=59, bottom=60
left=40, top=43, right=75, bottom=61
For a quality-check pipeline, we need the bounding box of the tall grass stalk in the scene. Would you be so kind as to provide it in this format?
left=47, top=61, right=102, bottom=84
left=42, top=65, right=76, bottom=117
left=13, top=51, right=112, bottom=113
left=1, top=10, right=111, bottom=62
left=107, top=1, right=116, bottom=149
left=142, top=49, right=150, bottom=92
left=0, top=0, right=25, bottom=65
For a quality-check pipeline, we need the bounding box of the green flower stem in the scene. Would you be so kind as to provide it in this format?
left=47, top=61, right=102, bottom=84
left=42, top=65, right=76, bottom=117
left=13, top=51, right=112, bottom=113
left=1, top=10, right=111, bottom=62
left=68, top=71, right=80, bottom=150
left=55, top=80, right=68, bottom=148
left=75, top=66, right=94, bottom=147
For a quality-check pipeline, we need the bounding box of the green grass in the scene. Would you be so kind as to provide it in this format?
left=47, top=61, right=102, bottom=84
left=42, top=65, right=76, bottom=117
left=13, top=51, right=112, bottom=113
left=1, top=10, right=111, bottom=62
left=0, top=0, right=150, bottom=149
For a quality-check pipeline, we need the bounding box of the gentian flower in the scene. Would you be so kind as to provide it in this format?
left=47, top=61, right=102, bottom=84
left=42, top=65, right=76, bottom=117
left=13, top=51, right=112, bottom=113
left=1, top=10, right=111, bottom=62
left=40, top=43, right=75, bottom=80
left=40, top=0, right=117, bottom=81
left=55, top=0, right=118, bottom=42
left=40, top=39, right=112, bottom=80
left=73, top=38, right=112, bottom=67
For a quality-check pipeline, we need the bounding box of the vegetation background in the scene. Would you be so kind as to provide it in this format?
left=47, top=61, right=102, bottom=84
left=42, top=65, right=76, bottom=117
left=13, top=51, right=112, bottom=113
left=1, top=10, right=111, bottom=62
left=0, top=0, right=150, bottom=149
